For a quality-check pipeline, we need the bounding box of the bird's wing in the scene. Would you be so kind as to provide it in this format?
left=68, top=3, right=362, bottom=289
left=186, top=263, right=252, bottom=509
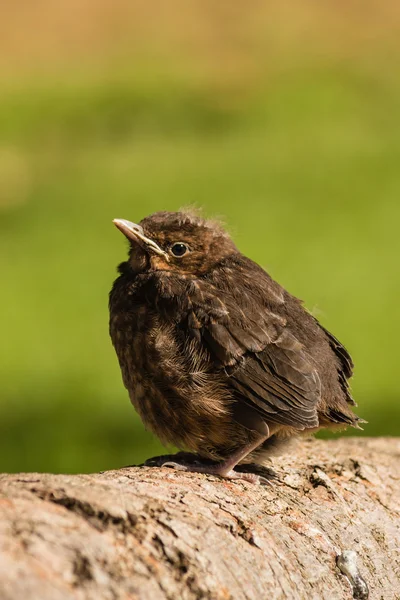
left=184, top=271, right=321, bottom=429
left=317, top=323, right=355, bottom=406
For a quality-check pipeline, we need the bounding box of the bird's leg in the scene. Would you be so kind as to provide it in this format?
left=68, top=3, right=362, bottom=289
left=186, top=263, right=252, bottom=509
left=151, top=433, right=273, bottom=485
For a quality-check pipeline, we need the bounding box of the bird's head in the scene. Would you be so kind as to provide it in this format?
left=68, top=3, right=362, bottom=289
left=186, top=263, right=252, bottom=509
left=113, top=210, right=237, bottom=276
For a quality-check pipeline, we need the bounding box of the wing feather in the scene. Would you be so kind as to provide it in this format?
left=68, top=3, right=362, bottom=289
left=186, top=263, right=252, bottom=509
left=318, top=322, right=355, bottom=406
left=185, top=272, right=321, bottom=429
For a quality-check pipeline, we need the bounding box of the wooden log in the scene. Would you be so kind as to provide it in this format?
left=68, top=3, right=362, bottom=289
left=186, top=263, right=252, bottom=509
left=1, top=437, right=399, bottom=599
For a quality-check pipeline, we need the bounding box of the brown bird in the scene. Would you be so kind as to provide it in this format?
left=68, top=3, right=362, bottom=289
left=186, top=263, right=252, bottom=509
left=109, top=210, right=363, bottom=484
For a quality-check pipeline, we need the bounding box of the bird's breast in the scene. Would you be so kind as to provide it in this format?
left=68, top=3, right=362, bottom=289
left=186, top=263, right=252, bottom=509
left=109, top=297, right=246, bottom=458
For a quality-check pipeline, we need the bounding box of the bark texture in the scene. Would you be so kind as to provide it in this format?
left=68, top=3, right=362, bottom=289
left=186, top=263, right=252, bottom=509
left=0, top=437, right=399, bottom=600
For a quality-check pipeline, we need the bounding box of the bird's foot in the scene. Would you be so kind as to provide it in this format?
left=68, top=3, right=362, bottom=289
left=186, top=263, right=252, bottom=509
left=161, top=461, right=275, bottom=486
left=144, top=452, right=277, bottom=486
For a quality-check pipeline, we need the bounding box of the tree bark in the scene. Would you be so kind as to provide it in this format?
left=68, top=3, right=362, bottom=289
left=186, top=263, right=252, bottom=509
left=0, top=437, right=399, bottom=600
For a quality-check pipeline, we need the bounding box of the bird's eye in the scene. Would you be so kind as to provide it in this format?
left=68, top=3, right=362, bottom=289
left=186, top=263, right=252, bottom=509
left=170, top=242, right=189, bottom=257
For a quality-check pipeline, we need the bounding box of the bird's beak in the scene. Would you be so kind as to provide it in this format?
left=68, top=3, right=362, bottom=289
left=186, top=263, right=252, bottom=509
left=113, top=219, right=169, bottom=259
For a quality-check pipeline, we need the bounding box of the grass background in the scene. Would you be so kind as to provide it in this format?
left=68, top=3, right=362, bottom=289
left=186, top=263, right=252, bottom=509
left=1, top=1, right=399, bottom=473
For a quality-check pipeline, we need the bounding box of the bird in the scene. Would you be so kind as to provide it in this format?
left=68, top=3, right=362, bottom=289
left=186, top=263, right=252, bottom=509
left=109, top=210, right=363, bottom=484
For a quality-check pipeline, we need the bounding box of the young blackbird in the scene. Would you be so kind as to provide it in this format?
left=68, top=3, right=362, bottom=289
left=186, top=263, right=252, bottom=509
left=109, top=211, right=363, bottom=484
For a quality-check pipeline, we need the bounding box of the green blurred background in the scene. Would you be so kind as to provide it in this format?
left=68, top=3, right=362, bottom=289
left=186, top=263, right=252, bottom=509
left=1, top=1, right=399, bottom=474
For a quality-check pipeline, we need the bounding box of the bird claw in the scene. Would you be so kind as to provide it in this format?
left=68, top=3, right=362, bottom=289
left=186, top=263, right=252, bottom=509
left=257, top=475, right=277, bottom=487
left=160, top=461, right=190, bottom=472
left=143, top=452, right=205, bottom=468
left=224, top=469, right=276, bottom=486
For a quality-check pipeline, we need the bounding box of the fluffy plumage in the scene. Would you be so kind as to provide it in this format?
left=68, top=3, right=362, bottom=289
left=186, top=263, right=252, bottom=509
left=109, top=211, right=363, bottom=482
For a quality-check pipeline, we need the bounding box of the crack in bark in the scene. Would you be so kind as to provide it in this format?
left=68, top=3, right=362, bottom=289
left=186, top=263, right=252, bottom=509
left=72, top=551, right=94, bottom=586
left=30, top=487, right=138, bottom=532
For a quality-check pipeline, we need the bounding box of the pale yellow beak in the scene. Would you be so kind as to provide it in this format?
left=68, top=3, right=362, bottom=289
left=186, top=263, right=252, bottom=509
left=113, top=219, right=169, bottom=259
